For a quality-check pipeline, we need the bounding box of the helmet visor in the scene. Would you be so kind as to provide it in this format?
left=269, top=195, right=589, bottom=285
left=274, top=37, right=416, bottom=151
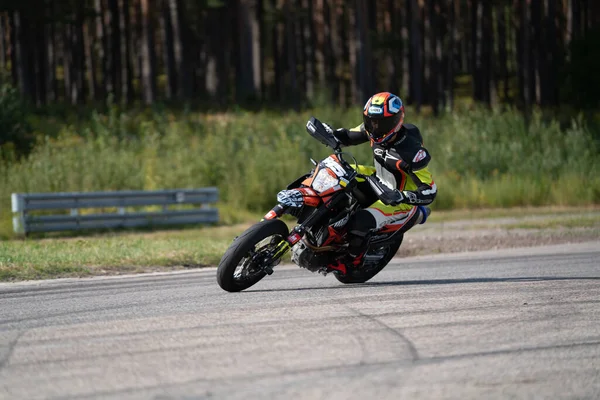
left=363, top=116, right=400, bottom=140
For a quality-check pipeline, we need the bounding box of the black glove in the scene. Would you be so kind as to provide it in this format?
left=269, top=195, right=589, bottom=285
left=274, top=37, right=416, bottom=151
left=277, top=189, right=304, bottom=207
left=365, top=175, right=405, bottom=206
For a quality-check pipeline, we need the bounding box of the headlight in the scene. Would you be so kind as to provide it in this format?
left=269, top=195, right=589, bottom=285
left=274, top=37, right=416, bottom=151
left=312, top=169, right=339, bottom=193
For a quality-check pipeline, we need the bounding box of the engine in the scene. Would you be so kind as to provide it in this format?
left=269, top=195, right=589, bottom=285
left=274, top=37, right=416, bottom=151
left=291, top=240, right=335, bottom=272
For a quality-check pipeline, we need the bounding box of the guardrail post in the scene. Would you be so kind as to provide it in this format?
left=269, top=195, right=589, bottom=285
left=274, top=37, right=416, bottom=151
left=11, top=193, right=26, bottom=235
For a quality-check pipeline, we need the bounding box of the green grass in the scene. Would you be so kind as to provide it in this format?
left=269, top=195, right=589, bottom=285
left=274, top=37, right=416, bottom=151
left=0, top=224, right=248, bottom=281
left=1, top=105, right=599, bottom=239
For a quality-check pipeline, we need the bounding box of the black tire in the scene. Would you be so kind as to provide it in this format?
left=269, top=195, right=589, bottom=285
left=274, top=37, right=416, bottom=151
left=334, top=235, right=403, bottom=284
left=217, top=219, right=289, bottom=292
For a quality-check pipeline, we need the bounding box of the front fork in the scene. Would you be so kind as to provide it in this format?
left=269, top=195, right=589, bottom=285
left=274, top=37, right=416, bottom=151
left=261, top=192, right=350, bottom=274
left=258, top=228, right=302, bottom=275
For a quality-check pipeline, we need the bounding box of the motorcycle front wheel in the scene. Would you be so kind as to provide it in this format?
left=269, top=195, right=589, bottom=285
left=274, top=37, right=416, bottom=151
left=217, top=219, right=289, bottom=292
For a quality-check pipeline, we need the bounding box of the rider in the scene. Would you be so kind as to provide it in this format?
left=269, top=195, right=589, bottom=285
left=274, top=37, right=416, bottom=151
left=324, top=92, right=437, bottom=273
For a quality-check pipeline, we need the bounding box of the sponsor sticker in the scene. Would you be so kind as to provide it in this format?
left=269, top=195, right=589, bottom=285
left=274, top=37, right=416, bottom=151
left=368, top=106, right=384, bottom=114
left=264, top=210, right=277, bottom=220
left=413, top=149, right=427, bottom=163
left=287, top=233, right=302, bottom=245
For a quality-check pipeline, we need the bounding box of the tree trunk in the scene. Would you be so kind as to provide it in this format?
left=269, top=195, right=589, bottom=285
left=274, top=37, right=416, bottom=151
left=120, top=0, right=134, bottom=103
left=73, top=2, right=86, bottom=104
left=296, top=1, right=307, bottom=100
left=423, top=1, right=432, bottom=107
left=94, top=0, right=107, bottom=99
left=236, top=0, right=261, bottom=102
left=106, top=0, right=121, bottom=100
left=205, top=4, right=228, bottom=101
left=345, top=0, right=357, bottom=104
left=433, top=0, right=445, bottom=112
left=471, top=0, right=481, bottom=101
left=408, top=0, right=423, bottom=112
left=0, top=14, right=6, bottom=70
left=446, top=0, right=458, bottom=110
left=326, top=0, right=342, bottom=104
left=302, top=0, right=314, bottom=99
left=355, top=0, right=373, bottom=102
left=257, top=0, right=266, bottom=98
left=531, top=0, right=542, bottom=105
left=519, top=0, right=532, bottom=110
left=544, top=0, right=558, bottom=105
left=84, top=20, right=97, bottom=101
left=161, top=0, right=176, bottom=98
left=62, top=19, right=72, bottom=103
left=483, top=1, right=494, bottom=106
left=168, top=0, right=185, bottom=99
left=313, top=0, right=326, bottom=87
left=273, top=0, right=283, bottom=100
left=31, top=9, right=45, bottom=106
left=140, top=0, right=156, bottom=104
left=284, top=0, right=298, bottom=106
left=400, top=0, right=409, bottom=96
left=497, top=2, right=509, bottom=101
left=472, top=0, right=493, bottom=106
left=12, top=10, right=34, bottom=101
left=45, top=0, right=57, bottom=103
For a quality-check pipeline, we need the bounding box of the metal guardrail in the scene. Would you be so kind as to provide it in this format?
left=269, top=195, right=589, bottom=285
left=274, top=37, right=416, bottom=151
left=11, top=188, right=219, bottom=234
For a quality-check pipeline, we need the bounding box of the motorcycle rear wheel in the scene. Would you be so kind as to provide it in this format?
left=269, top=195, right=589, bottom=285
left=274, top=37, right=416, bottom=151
left=217, top=219, right=289, bottom=292
left=334, top=235, right=403, bottom=284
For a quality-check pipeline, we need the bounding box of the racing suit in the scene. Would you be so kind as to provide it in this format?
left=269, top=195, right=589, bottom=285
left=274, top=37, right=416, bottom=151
left=332, top=122, right=437, bottom=259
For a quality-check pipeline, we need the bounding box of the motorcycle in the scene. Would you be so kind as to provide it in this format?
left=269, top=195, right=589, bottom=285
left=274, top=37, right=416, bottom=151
left=216, top=117, right=407, bottom=292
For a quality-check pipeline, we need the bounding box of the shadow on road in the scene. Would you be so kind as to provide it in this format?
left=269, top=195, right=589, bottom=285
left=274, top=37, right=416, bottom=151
left=245, top=276, right=600, bottom=293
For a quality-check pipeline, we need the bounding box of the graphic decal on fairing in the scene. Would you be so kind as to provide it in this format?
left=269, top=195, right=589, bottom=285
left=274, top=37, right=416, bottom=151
left=321, top=156, right=346, bottom=177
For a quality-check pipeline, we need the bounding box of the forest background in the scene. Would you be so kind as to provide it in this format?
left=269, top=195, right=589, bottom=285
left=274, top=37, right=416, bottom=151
left=0, top=0, right=599, bottom=239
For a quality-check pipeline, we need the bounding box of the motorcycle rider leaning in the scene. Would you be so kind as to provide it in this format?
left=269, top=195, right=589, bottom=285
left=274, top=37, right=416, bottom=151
left=324, top=91, right=437, bottom=273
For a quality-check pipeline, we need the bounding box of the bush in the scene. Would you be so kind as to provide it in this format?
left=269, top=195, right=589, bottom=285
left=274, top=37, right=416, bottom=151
left=0, top=106, right=598, bottom=238
left=0, top=81, right=34, bottom=159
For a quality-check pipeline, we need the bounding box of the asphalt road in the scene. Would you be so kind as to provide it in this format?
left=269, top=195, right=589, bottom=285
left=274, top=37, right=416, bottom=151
left=1, top=242, right=599, bottom=400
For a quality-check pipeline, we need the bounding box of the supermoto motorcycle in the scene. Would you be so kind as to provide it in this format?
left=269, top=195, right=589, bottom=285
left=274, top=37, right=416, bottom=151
left=217, top=117, right=406, bottom=292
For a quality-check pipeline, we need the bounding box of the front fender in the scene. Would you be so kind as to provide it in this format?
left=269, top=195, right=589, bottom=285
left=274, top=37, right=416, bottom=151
left=286, top=173, right=311, bottom=189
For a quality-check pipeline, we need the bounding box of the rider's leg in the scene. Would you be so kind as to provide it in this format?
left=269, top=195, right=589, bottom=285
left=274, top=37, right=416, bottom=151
left=345, top=203, right=431, bottom=256
left=326, top=210, right=375, bottom=273
left=327, top=203, right=430, bottom=273
left=345, top=209, right=377, bottom=258
left=397, top=205, right=431, bottom=234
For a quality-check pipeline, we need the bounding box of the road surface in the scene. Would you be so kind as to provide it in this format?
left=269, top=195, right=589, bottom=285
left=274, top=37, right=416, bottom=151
left=1, top=242, right=599, bottom=399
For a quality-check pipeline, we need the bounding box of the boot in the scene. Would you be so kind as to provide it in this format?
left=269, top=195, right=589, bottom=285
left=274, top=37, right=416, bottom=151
left=326, top=251, right=365, bottom=275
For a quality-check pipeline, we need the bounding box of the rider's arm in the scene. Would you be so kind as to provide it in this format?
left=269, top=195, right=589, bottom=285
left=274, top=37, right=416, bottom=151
left=333, top=124, right=369, bottom=146
left=385, top=146, right=437, bottom=205
left=402, top=167, right=437, bottom=205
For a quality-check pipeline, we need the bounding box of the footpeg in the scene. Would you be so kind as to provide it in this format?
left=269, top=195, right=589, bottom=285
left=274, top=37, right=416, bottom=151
left=263, top=265, right=274, bottom=275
